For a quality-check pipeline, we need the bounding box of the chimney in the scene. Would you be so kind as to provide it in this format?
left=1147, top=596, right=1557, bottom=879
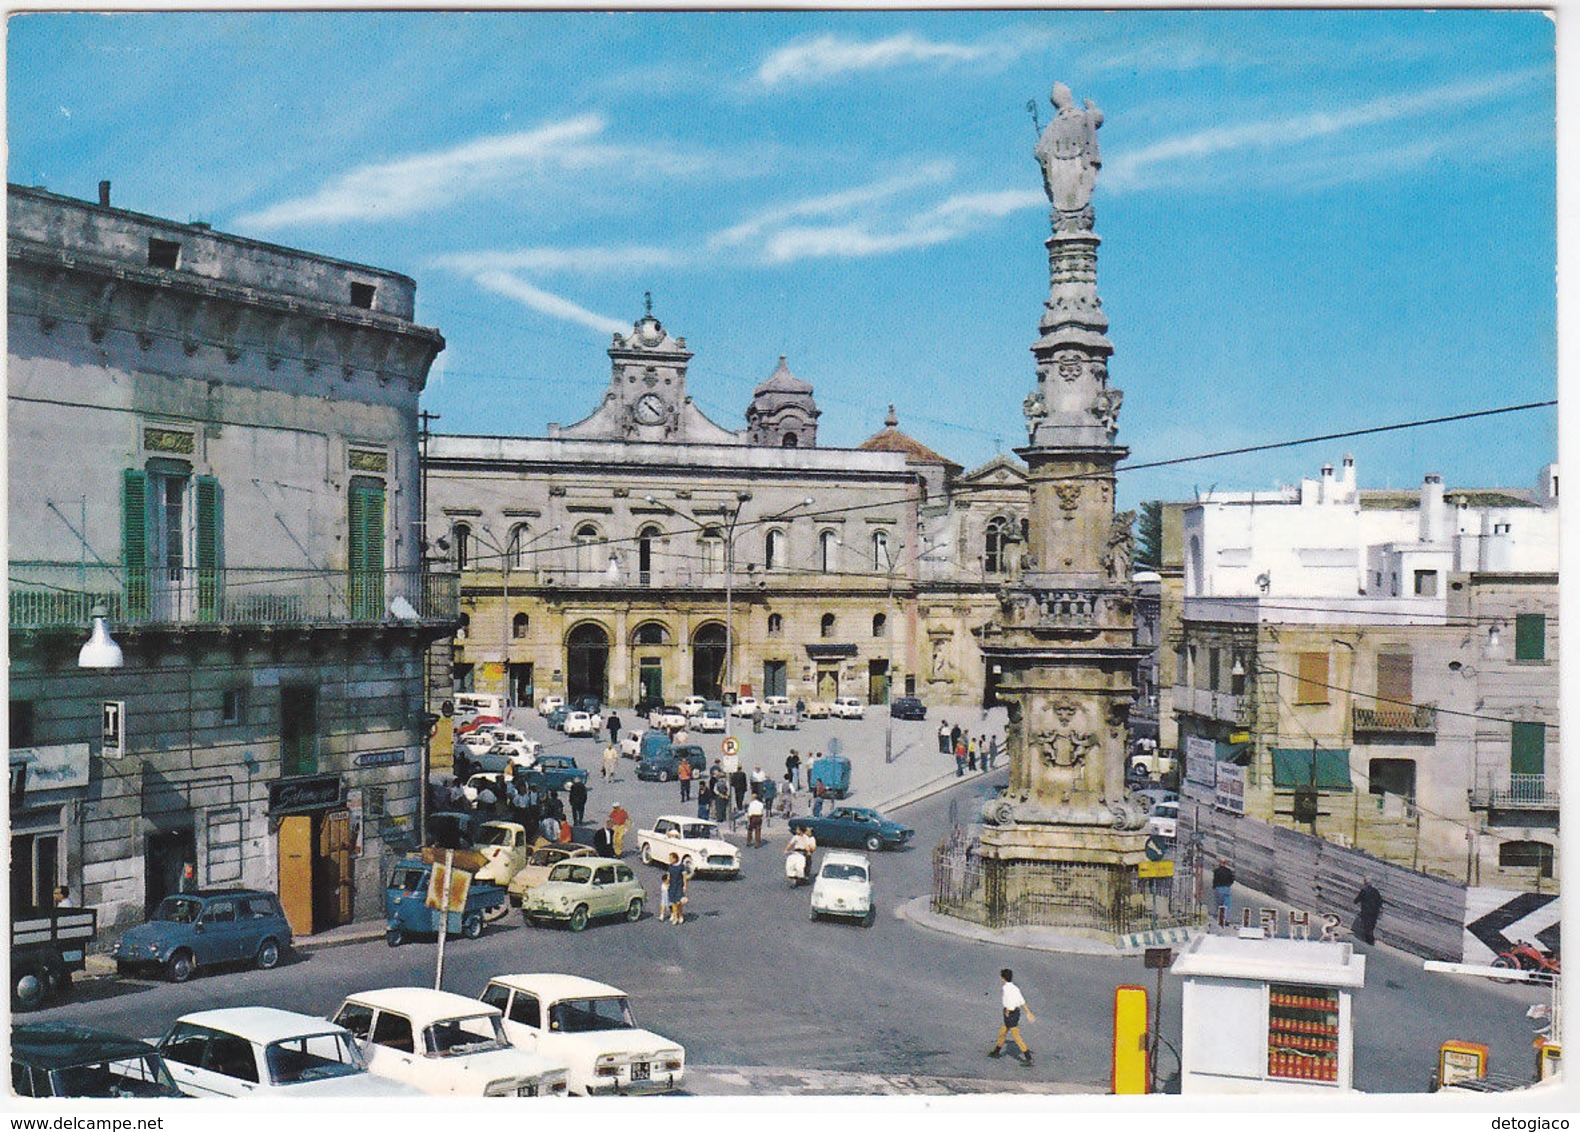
left=98, top=180, right=111, bottom=207
left=1319, top=463, right=1335, bottom=503
left=1419, top=473, right=1445, bottom=543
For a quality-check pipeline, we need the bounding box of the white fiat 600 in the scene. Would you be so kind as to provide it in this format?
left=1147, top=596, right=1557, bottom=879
left=810, top=850, right=875, bottom=926
left=481, top=974, right=684, bottom=1095
left=331, top=988, right=568, bottom=1097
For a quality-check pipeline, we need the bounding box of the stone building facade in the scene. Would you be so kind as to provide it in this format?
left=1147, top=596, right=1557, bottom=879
left=7, top=184, right=452, bottom=938
left=1168, top=458, right=1559, bottom=886
left=426, top=308, right=1033, bottom=713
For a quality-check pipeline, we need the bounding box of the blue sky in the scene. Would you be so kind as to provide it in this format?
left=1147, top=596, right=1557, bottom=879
left=7, top=9, right=1558, bottom=508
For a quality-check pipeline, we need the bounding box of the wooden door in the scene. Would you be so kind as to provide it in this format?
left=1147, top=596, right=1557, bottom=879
left=319, top=810, right=354, bottom=929
left=277, top=816, right=313, bottom=936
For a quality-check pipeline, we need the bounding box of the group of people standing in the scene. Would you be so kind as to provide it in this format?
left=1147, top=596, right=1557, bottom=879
left=938, top=721, right=999, bottom=776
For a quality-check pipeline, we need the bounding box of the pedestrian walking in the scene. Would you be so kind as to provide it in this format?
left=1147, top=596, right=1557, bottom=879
left=779, top=773, right=796, bottom=818
left=678, top=756, right=693, bottom=801
left=1212, top=858, right=1235, bottom=922
left=665, top=853, right=688, bottom=925
left=730, top=767, right=749, bottom=812
left=967, top=737, right=978, bottom=772
left=786, top=750, right=802, bottom=791
left=712, top=784, right=729, bottom=825
left=987, top=735, right=999, bottom=769
left=568, top=779, right=588, bottom=826
left=592, top=821, right=615, bottom=858
left=609, top=803, right=630, bottom=857
left=606, top=712, right=622, bottom=746
left=746, top=794, right=765, bottom=847
left=602, top=742, right=618, bottom=780
left=696, top=777, right=713, bottom=820
left=812, top=782, right=829, bottom=817
left=988, top=968, right=1036, bottom=1066
left=1354, top=877, right=1383, bottom=945
left=938, top=720, right=951, bottom=755
left=950, top=723, right=962, bottom=752
left=955, top=740, right=967, bottom=778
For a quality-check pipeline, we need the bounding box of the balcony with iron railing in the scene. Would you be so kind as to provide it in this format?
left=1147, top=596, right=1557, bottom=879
left=1352, top=702, right=1438, bottom=735
left=1173, top=684, right=1251, bottom=725
left=1470, top=771, right=1559, bottom=812
left=9, top=562, right=459, bottom=630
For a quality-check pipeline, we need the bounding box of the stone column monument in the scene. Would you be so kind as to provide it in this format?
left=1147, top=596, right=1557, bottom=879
left=971, top=82, right=1152, bottom=935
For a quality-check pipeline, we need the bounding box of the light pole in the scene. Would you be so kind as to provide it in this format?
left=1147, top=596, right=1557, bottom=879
left=477, top=523, right=559, bottom=710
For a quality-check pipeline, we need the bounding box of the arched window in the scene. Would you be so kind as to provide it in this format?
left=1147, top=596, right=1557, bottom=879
left=767, top=612, right=784, bottom=637
left=637, top=525, right=660, bottom=585
left=872, top=613, right=887, bottom=638
left=574, top=523, right=602, bottom=580
left=1499, top=839, right=1554, bottom=878
left=766, top=529, right=787, bottom=571
left=985, top=516, right=1010, bottom=574
left=782, top=433, right=798, bottom=448
left=820, top=613, right=836, bottom=639
left=512, top=612, right=529, bottom=639
left=452, top=522, right=471, bottom=571
left=509, top=524, right=534, bottom=570
left=872, top=530, right=891, bottom=572
left=634, top=621, right=668, bottom=646
left=699, top=526, right=724, bottom=575
left=819, top=530, right=837, bottom=573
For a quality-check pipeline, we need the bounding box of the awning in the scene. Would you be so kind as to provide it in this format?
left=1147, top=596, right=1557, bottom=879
left=804, top=643, right=858, bottom=659
left=1270, top=748, right=1352, bottom=791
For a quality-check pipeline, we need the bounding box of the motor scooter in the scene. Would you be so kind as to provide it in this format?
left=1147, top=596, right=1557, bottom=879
left=784, top=849, right=810, bottom=887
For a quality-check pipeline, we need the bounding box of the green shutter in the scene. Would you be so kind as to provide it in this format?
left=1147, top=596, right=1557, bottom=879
left=1270, top=747, right=1353, bottom=791
left=1515, top=614, right=1546, bottom=661
left=195, top=476, right=224, bottom=620
left=348, top=478, right=385, bottom=620
left=122, top=469, right=149, bottom=619
left=1510, top=722, right=1545, bottom=777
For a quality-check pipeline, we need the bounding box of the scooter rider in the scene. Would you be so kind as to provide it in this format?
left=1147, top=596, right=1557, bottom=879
left=785, top=826, right=817, bottom=884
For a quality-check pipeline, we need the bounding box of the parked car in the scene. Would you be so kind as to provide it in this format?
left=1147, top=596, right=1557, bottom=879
left=471, top=728, right=539, bottom=760
left=570, top=694, right=603, bottom=715
left=802, top=700, right=832, bottom=719
left=461, top=772, right=508, bottom=806
left=790, top=806, right=913, bottom=852
left=763, top=707, right=799, bottom=730
left=112, top=890, right=291, bottom=984
left=730, top=696, right=761, bottom=717
left=507, top=843, right=598, bottom=906
left=12, top=904, right=95, bottom=1010
left=763, top=695, right=793, bottom=712
left=157, top=1008, right=423, bottom=1098
left=520, top=858, right=647, bottom=931
left=460, top=724, right=503, bottom=756
left=695, top=702, right=727, bottom=732
left=562, top=710, right=604, bottom=737
left=810, top=850, right=875, bottom=926
left=331, top=988, right=568, bottom=1097
left=383, top=857, right=506, bottom=945
left=807, top=753, right=852, bottom=799
left=481, top=974, right=685, bottom=1096
left=831, top=697, right=866, bottom=719
left=545, top=705, right=572, bottom=731
left=637, top=743, right=708, bottom=782
left=679, top=695, right=708, bottom=717
left=454, top=693, right=506, bottom=727
left=889, top=696, right=927, bottom=720
left=1147, top=801, right=1179, bottom=840
left=537, top=694, right=566, bottom=716
left=527, top=754, right=589, bottom=793
left=12, top=1022, right=184, bottom=1098
left=636, top=815, right=741, bottom=877
left=648, top=705, right=687, bottom=731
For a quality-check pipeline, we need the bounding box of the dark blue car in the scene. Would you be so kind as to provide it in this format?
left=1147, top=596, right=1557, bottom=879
left=111, top=890, right=292, bottom=983
left=637, top=744, right=708, bottom=782
left=528, top=754, right=589, bottom=792
left=790, top=806, right=914, bottom=852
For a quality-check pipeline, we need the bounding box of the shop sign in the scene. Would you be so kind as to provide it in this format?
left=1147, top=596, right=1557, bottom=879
left=1184, top=735, right=1217, bottom=795
left=1215, top=762, right=1246, bottom=815
left=10, top=743, right=91, bottom=794
left=1138, top=859, right=1175, bottom=879
left=355, top=748, right=408, bottom=768
left=268, top=774, right=344, bottom=815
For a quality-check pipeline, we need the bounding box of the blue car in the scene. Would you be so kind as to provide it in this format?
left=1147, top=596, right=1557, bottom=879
left=528, top=754, right=590, bottom=792
left=790, top=806, right=914, bottom=852
left=111, top=890, right=293, bottom=984
left=637, top=744, right=708, bottom=782
left=546, top=705, right=572, bottom=731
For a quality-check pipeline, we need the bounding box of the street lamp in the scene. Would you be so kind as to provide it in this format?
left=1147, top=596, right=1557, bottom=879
left=78, top=604, right=124, bottom=669
left=476, top=523, right=559, bottom=709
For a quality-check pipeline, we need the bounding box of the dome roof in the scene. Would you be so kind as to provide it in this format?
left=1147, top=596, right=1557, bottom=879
left=754, top=355, right=814, bottom=396
left=858, top=405, right=961, bottom=471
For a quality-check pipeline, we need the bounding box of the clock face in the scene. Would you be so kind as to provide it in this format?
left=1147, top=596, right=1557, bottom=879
left=632, top=392, right=667, bottom=425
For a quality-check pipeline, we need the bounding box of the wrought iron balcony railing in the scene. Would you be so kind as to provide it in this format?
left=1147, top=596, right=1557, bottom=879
left=1470, top=772, right=1559, bottom=811
left=9, top=562, right=459, bottom=629
left=1352, top=702, right=1438, bottom=734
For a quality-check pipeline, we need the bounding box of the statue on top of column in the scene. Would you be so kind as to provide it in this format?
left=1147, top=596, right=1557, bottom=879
left=1034, top=82, right=1103, bottom=233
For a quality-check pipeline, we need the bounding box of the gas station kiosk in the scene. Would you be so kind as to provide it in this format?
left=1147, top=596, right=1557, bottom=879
left=1172, top=932, right=1366, bottom=1093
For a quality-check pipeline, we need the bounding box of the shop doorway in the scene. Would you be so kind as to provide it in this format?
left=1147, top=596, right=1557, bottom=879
left=277, top=810, right=353, bottom=936
left=11, top=831, right=60, bottom=913
left=145, top=828, right=195, bottom=916
left=763, top=660, right=787, bottom=699
left=567, top=623, right=610, bottom=702
left=510, top=663, right=534, bottom=710
left=867, top=660, right=889, bottom=705
left=816, top=665, right=839, bottom=701
left=692, top=623, right=726, bottom=699
left=639, top=658, right=664, bottom=705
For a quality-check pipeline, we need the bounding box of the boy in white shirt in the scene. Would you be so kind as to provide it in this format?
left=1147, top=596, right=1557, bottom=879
left=989, top=968, right=1035, bottom=1065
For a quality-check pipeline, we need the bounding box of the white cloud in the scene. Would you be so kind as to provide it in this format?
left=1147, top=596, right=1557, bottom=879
left=433, top=246, right=684, bottom=275
left=1105, top=68, right=1549, bottom=192
left=472, top=271, right=627, bottom=337
left=236, top=114, right=704, bottom=229
left=756, top=186, right=1044, bottom=264
left=757, top=28, right=1050, bottom=86
left=710, top=162, right=955, bottom=249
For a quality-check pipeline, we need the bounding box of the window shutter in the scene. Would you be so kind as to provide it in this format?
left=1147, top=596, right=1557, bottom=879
left=348, top=478, right=385, bottom=619
left=195, top=476, right=224, bottom=619
left=1295, top=652, right=1329, bottom=704
left=1375, top=652, right=1413, bottom=706
left=1510, top=722, right=1545, bottom=777
left=122, top=469, right=149, bottom=618
left=1515, top=614, right=1546, bottom=661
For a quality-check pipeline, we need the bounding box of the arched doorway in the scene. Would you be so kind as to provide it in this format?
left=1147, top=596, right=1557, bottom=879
left=566, top=622, right=610, bottom=702
left=631, top=620, right=671, bottom=706
left=692, top=622, right=727, bottom=700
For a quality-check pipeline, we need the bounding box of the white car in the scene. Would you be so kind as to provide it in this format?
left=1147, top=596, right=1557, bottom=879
left=694, top=706, right=726, bottom=733
left=648, top=705, right=687, bottom=731
left=331, top=988, right=568, bottom=1097
left=679, top=696, right=708, bottom=717
left=763, top=695, right=793, bottom=712
left=482, top=974, right=684, bottom=1096
left=472, top=821, right=536, bottom=888
left=810, top=850, right=875, bottom=925
left=461, top=773, right=507, bottom=806
left=636, top=815, right=741, bottom=878
left=832, top=697, right=866, bottom=719
left=562, top=711, right=603, bottom=737
left=537, top=694, right=565, bottom=716
left=730, top=696, right=760, bottom=718
left=1147, top=801, right=1179, bottom=840
left=156, top=1007, right=423, bottom=1098
left=460, top=725, right=502, bottom=756
left=619, top=732, right=643, bottom=758
left=803, top=701, right=832, bottom=719
left=466, top=727, right=537, bottom=759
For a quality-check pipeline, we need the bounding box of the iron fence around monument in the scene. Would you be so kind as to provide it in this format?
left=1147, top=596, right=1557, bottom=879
left=931, top=837, right=1202, bottom=937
